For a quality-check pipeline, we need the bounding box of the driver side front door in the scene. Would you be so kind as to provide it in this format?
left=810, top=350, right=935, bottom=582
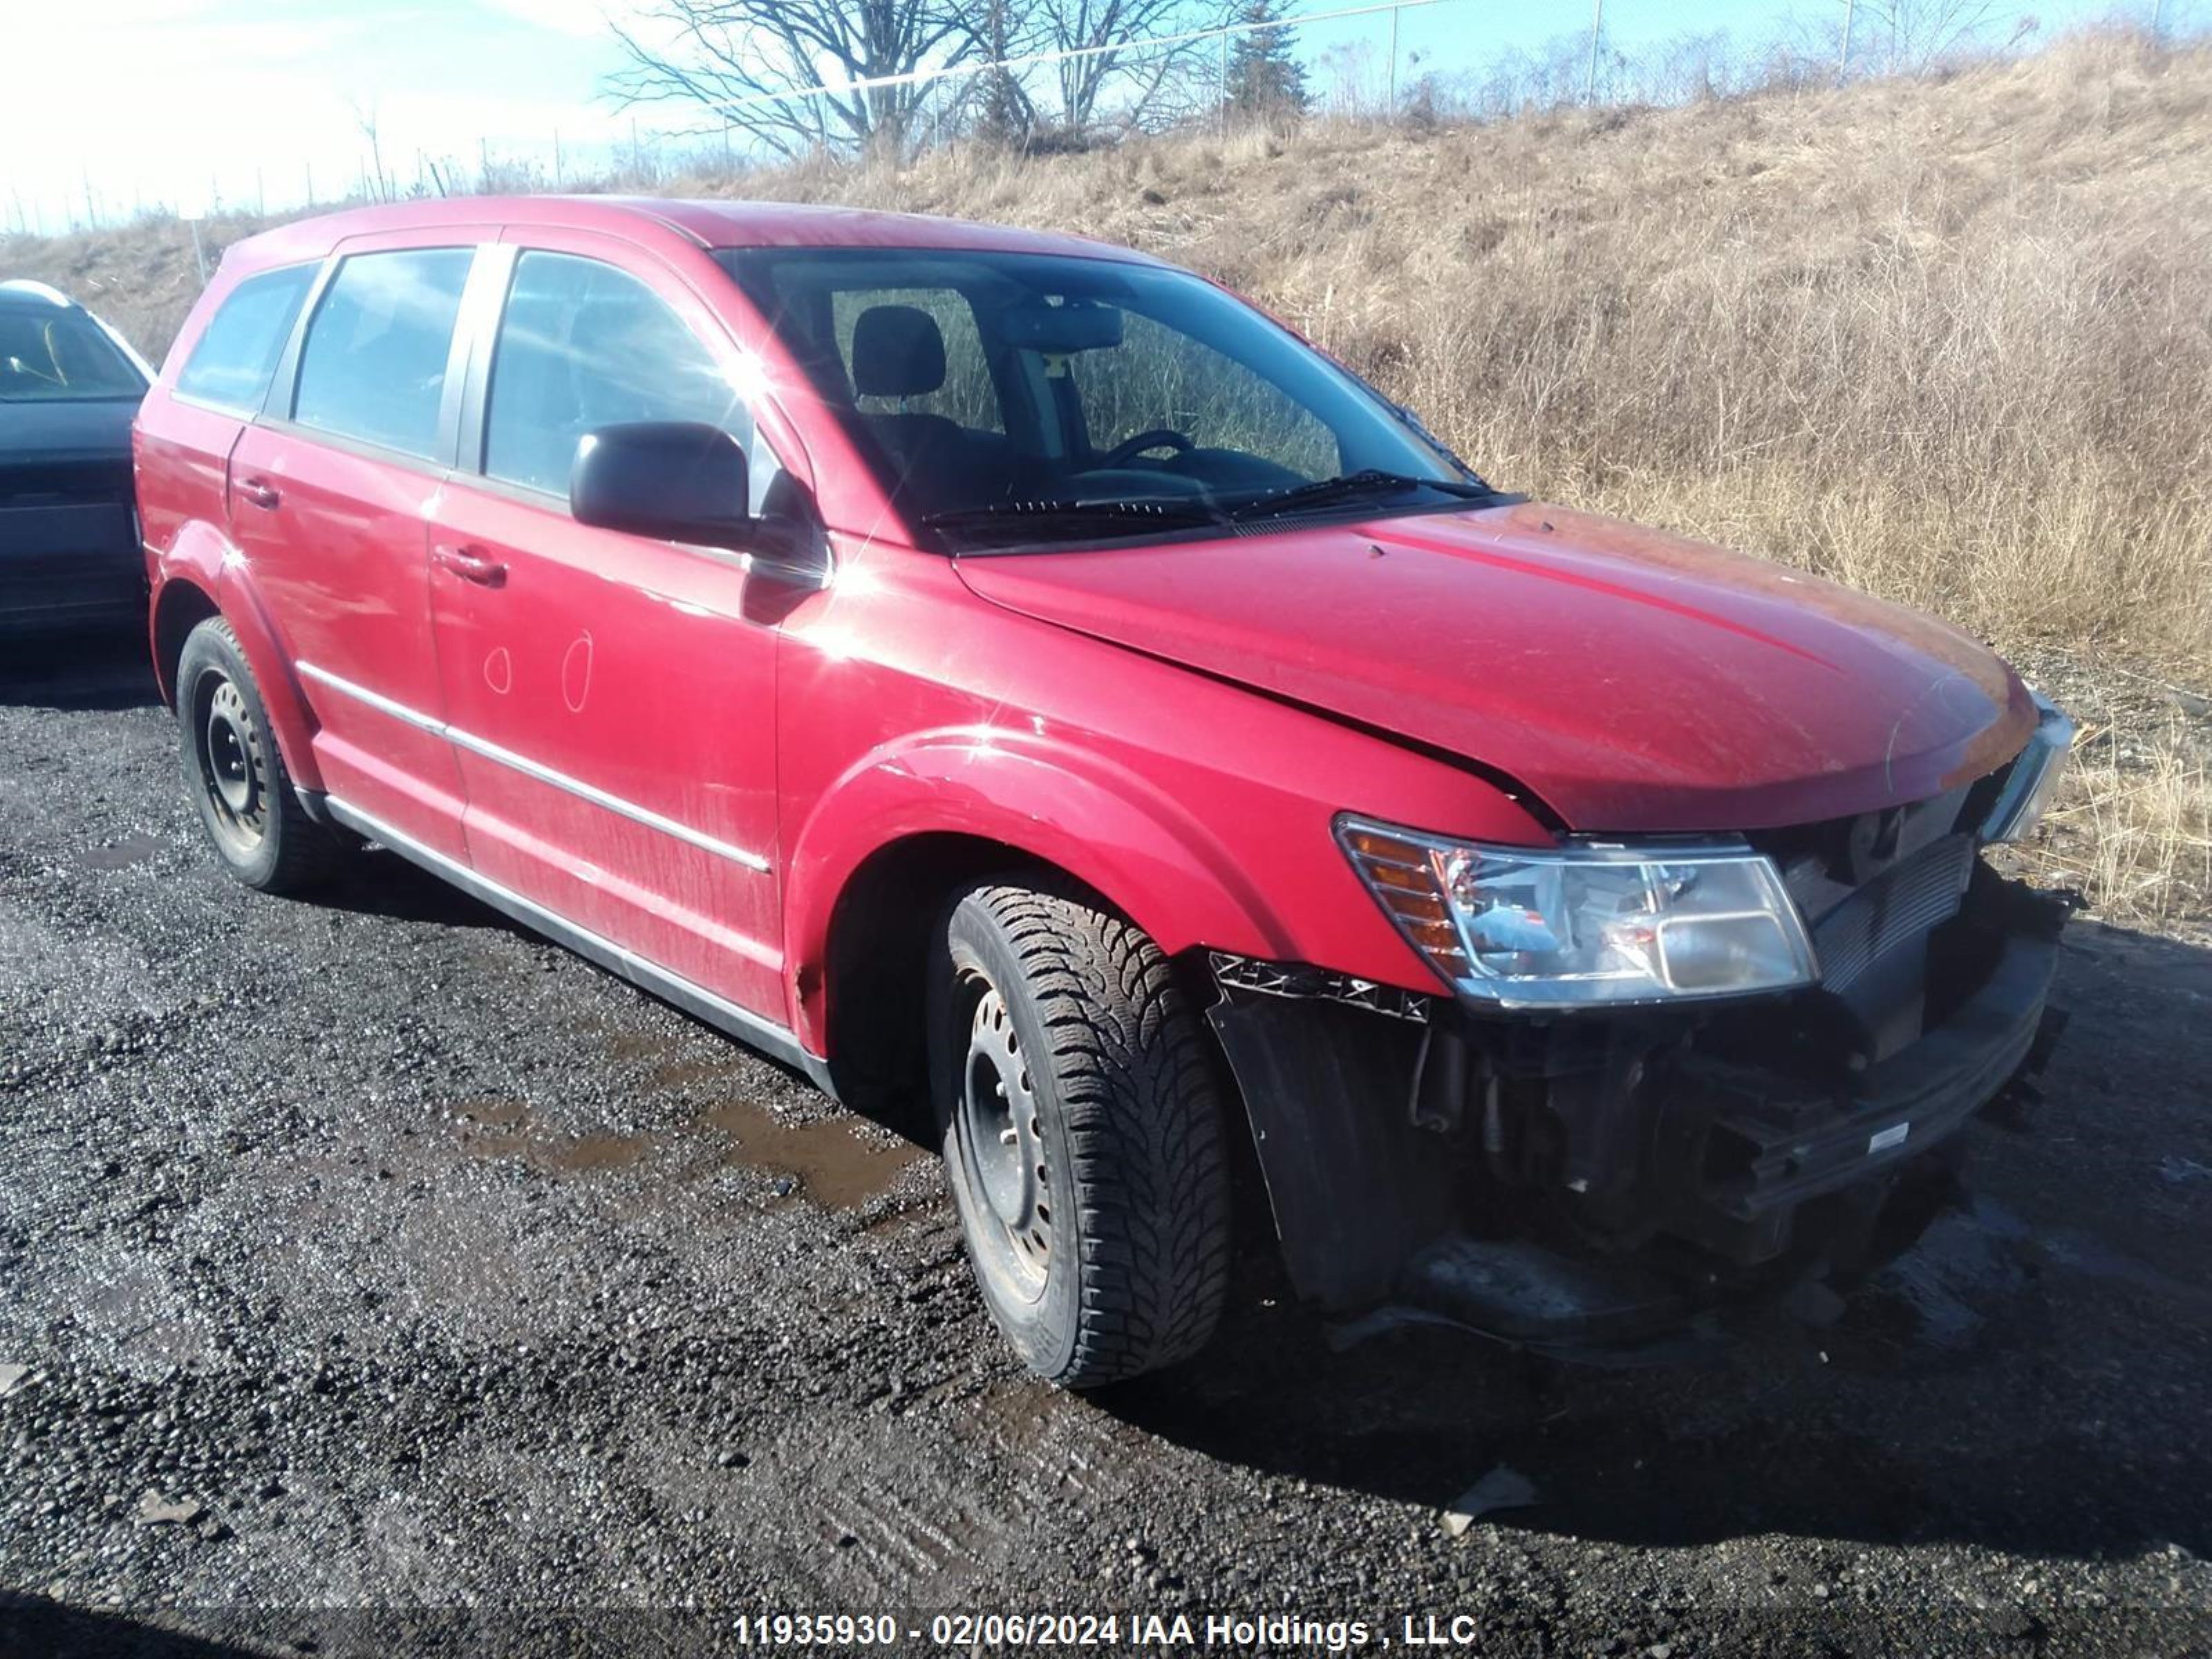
left=427, top=235, right=792, bottom=1027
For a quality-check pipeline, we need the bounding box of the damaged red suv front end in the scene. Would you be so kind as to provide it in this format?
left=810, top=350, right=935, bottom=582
left=966, top=498, right=2077, bottom=1353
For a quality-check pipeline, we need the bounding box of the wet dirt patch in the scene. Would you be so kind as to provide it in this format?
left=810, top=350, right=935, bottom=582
left=692, top=1098, right=924, bottom=1211
left=535, top=1133, right=650, bottom=1174
left=443, top=1091, right=915, bottom=1206
left=77, top=832, right=166, bottom=872
left=448, top=1102, right=648, bottom=1177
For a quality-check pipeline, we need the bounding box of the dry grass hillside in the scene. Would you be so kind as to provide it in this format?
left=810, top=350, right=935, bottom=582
left=6, top=30, right=2207, bottom=924
left=748, top=34, right=2212, bottom=672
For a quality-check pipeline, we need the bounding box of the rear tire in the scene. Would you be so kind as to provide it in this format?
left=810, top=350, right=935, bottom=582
left=176, top=617, right=343, bottom=894
left=929, top=879, right=1233, bottom=1388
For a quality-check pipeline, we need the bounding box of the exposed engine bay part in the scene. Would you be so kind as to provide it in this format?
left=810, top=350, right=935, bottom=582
left=1207, top=951, right=1432, bottom=1022
left=1206, top=852, right=2072, bottom=1351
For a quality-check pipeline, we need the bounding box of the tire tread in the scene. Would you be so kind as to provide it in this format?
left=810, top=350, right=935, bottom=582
left=959, top=881, right=1233, bottom=1387
left=180, top=618, right=344, bottom=895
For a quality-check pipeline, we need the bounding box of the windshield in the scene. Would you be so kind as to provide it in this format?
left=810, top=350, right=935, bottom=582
left=0, top=307, right=146, bottom=402
left=715, top=246, right=1487, bottom=550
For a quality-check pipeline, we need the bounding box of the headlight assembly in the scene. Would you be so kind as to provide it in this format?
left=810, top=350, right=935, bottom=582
left=1336, top=815, right=1820, bottom=1009
left=1980, top=693, right=2075, bottom=845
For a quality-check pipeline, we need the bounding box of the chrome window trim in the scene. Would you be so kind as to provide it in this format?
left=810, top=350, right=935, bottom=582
left=171, top=390, right=272, bottom=421
left=454, top=243, right=800, bottom=525
left=247, top=416, right=455, bottom=483
left=321, top=796, right=820, bottom=1086
left=297, top=660, right=771, bottom=874
left=281, top=243, right=486, bottom=469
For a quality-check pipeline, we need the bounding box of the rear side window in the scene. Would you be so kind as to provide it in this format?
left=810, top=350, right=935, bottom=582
left=483, top=251, right=751, bottom=496
left=293, top=248, right=474, bottom=460
left=174, top=265, right=315, bottom=413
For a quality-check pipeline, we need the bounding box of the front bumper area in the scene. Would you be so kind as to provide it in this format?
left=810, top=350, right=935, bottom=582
left=1206, top=865, right=2071, bottom=1354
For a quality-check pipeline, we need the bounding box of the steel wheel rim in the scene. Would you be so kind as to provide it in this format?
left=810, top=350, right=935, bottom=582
left=955, top=973, right=1051, bottom=1304
left=191, top=667, right=268, bottom=856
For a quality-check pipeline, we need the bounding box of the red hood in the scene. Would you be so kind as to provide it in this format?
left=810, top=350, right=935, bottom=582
left=955, top=500, right=2036, bottom=832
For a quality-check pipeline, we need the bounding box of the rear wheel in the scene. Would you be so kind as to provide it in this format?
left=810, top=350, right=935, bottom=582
left=176, top=617, right=343, bottom=894
left=930, top=879, right=1232, bottom=1387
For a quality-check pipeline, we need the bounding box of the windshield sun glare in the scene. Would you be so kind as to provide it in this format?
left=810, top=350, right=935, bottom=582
left=715, top=246, right=1490, bottom=550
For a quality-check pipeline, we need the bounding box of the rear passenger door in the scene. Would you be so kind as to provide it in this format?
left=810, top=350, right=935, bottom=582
left=137, top=261, right=318, bottom=606
left=427, top=234, right=790, bottom=1023
left=227, top=234, right=488, bottom=861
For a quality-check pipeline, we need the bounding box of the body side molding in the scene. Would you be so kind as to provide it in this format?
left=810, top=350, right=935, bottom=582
left=321, top=795, right=828, bottom=1091
left=298, top=660, right=772, bottom=872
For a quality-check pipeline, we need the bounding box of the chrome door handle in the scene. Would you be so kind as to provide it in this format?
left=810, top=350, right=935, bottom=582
left=433, top=543, right=507, bottom=588
left=238, top=478, right=281, bottom=510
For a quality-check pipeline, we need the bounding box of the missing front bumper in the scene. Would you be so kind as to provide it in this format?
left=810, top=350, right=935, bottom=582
left=1206, top=877, right=2070, bottom=1352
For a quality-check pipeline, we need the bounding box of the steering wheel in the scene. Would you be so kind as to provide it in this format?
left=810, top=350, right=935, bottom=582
left=1096, top=429, right=1194, bottom=469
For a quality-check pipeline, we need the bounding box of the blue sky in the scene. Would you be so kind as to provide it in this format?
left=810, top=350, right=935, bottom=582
left=2, top=0, right=2157, bottom=235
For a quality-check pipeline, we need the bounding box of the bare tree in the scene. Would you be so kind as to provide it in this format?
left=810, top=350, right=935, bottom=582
left=350, top=100, right=392, bottom=203
left=607, top=0, right=985, bottom=158
left=1833, top=0, right=2034, bottom=75
left=1026, top=0, right=1228, bottom=133
left=972, top=0, right=1039, bottom=144
left=1317, top=37, right=1382, bottom=118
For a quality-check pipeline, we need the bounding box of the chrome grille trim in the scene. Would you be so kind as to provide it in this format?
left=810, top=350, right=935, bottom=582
left=1812, top=832, right=1974, bottom=993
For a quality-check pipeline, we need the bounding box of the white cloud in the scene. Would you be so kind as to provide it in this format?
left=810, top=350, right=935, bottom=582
left=0, top=2, right=644, bottom=230
left=475, top=0, right=606, bottom=35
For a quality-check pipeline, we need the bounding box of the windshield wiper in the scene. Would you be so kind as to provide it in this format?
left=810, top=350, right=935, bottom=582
left=1227, top=469, right=1499, bottom=523
left=921, top=497, right=1227, bottom=536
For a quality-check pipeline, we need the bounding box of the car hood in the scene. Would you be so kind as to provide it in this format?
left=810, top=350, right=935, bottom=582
left=0, top=396, right=140, bottom=462
left=953, top=500, right=2036, bottom=832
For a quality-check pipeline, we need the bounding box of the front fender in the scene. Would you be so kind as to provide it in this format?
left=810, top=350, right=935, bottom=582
left=153, top=524, right=324, bottom=795
left=782, top=727, right=1298, bottom=1054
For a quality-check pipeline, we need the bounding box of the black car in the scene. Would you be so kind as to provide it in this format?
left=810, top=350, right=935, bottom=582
left=1, top=280, right=153, bottom=635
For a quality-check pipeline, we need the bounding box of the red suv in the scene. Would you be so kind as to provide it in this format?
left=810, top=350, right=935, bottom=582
left=134, top=198, right=2074, bottom=1383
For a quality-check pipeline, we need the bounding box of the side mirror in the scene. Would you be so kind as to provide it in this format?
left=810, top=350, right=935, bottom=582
left=570, top=422, right=751, bottom=551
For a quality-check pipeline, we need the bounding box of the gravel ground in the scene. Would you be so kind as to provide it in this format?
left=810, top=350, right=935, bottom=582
left=2, top=636, right=2209, bottom=1659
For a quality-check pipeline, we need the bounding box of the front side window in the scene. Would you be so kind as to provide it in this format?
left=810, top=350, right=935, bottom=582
left=0, top=306, right=146, bottom=403
left=484, top=250, right=753, bottom=498
left=293, top=247, right=474, bottom=460
left=720, top=246, right=1482, bottom=548
left=174, top=265, right=314, bottom=413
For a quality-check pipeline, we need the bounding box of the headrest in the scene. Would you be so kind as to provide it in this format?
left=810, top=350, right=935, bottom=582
left=850, top=304, right=946, bottom=398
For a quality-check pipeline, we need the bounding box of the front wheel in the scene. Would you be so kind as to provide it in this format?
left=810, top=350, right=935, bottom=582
left=929, top=879, right=1233, bottom=1388
left=176, top=617, right=344, bottom=894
